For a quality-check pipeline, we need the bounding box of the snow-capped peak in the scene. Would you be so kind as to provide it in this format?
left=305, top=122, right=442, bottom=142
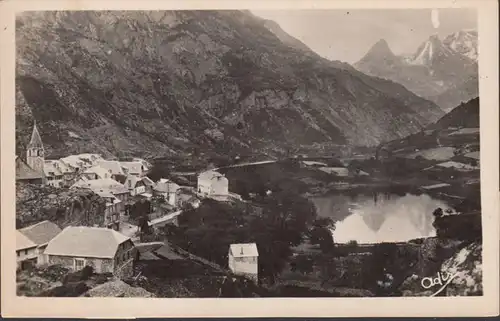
left=443, top=29, right=478, bottom=62
left=409, top=34, right=443, bottom=66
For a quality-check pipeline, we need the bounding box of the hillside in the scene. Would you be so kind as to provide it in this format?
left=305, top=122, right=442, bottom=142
left=16, top=11, right=443, bottom=159
left=354, top=30, right=478, bottom=111
left=430, top=97, right=479, bottom=130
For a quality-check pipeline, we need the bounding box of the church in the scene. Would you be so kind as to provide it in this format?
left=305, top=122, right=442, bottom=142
left=16, top=122, right=46, bottom=185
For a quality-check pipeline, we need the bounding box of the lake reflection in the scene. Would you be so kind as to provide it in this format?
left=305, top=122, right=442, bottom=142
left=311, top=193, right=454, bottom=244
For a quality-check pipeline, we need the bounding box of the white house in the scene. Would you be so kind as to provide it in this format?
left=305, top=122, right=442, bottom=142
left=228, top=243, right=259, bottom=283
left=124, top=175, right=147, bottom=196
left=154, top=178, right=180, bottom=206
left=197, top=170, right=229, bottom=198
left=17, top=220, right=62, bottom=267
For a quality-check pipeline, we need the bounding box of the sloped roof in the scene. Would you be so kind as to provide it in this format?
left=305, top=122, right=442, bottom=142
left=16, top=156, right=43, bottom=181
left=97, top=160, right=126, bottom=176
left=16, top=230, right=36, bottom=251
left=142, top=176, right=155, bottom=187
left=464, top=151, right=480, bottom=160
left=44, top=226, right=131, bottom=258
left=18, top=220, right=62, bottom=246
left=124, top=175, right=141, bottom=189
left=44, top=160, right=63, bottom=177
left=72, top=178, right=129, bottom=194
left=28, top=122, right=44, bottom=149
left=120, top=161, right=144, bottom=174
left=230, top=243, right=259, bottom=258
left=84, top=165, right=112, bottom=179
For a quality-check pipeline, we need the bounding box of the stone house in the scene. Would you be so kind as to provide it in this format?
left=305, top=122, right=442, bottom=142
left=16, top=231, right=38, bottom=270
left=197, top=170, right=229, bottom=198
left=17, top=220, right=62, bottom=267
left=43, top=160, right=64, bottom=187
left=94, top=191, right=122, bottom=230
left=44, top=226, right=136, bottom=278
left=228, top=243, right=259, bottom=283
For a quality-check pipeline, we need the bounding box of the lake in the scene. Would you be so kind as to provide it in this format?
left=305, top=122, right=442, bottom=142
left=310, top=192, right=455, bottom=244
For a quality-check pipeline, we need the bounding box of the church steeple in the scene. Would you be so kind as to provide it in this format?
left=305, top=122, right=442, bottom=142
left=28, top=120, right=44, bottom=150
left=26, top=120, right=45, bottom=179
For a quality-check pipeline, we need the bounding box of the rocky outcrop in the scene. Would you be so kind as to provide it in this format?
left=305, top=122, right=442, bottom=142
left=398, top=240, right=482, bottom=296
left=16, top=11, right=442, bottom=158
left=16, top=183, right=106, bottom=229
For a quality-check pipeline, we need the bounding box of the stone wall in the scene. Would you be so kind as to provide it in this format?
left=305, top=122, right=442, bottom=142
left=48, top=255, right=113, bottom=274
left=16, top=183, right=106, bottom=229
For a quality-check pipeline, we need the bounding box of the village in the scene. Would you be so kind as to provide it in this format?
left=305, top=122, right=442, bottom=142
left=16, top=122, right=263, bottom=296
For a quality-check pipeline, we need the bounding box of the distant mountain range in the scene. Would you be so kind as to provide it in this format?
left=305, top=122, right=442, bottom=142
left=15, top=11, right=444, bottom=159
left=354, top=30, right=478, bottom=112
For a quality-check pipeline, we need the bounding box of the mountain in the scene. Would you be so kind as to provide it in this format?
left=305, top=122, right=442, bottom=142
left=430, top=97, right=479, bottom=130
left=354, top=31, right=478, bottom=111
left=442, top=30, right=478, bottom=62
left=428, top=75, right=479, bottom=112
left=15, top=11, right=443, bottom=159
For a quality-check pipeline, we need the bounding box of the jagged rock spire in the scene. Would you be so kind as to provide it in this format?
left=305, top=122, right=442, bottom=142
left=28, top=120, right=44, bottom=149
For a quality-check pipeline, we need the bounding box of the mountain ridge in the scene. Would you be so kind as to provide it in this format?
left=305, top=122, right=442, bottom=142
left=354, top=30, right=478, bottom=111
left=16, top=10, right=443, bottom=159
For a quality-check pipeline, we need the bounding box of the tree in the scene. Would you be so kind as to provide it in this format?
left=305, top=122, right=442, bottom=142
left=309, top=218, right=335, bottom=253
left=290, top=255, right=314, bottom=274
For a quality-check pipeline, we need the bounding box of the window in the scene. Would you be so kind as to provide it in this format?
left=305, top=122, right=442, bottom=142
left=17, top=251, right=20, bottom=257
left=24, top=249, right=28, bottom=255
left=74, top=258, right=85, bottom=271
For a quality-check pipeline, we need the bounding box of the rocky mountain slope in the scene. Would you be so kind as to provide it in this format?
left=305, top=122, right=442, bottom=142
left=430, top=97, right=479, bottom=130
left=16, top=11, right=443, bottom=159
left=354, top=30, right=478, bottom=112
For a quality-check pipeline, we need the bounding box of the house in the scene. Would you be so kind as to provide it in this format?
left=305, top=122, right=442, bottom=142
left=83, top=165, right=113, bottom=180
left=43, top=160, right=64, bottom=187
left=142, top=176, right=155, bottom=194
left=71, top=178, right=130, bottom=205
left=44, top=226, right=136, bottom=278
left=197, top=170, right=229, bottom=198
left=16, top=231, right=38, bottom=270
left=120, top=161, right=146, bottom=177
left=97, top=160, right=128, bottom=181
left=132, top=157, right=152, bottom=171
left=154, top=178, right=180, bottom=206
left=94, top=191, right=122, bottom=230
left=124, top=175, right=147, bottom=196
left=228, top=243, right=259, bottom=283
left=17, top=220, right=62, bottom=266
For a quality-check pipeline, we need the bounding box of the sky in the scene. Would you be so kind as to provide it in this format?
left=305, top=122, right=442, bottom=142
left=252, top=8, right=477, bottom=63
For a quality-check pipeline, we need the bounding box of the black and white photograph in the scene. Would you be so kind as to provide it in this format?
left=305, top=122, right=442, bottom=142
left=1, top=0, right=499, bottom=317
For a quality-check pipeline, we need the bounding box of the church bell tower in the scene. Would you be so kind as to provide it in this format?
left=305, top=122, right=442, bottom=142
left=26, top=121, right=45, bottom=180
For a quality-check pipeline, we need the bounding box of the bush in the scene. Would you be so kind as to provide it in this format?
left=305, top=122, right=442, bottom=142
left=44, top=282, right=89, bottom=297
